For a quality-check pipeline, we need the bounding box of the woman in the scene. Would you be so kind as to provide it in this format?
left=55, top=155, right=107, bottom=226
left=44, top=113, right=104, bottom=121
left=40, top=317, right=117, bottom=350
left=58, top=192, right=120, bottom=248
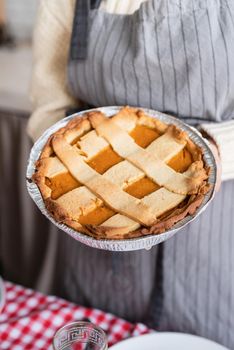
left=28, top=1, right=234, bottom=348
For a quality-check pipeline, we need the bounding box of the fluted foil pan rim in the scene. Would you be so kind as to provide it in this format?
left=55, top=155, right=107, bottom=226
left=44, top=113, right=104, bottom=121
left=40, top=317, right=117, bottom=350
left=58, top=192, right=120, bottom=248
left=26, top=106, right=217, bottom=251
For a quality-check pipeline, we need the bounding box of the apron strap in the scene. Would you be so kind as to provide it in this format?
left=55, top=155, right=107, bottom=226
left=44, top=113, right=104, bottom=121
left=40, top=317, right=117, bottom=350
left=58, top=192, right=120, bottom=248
left=70, top=0, right=102, bottom=60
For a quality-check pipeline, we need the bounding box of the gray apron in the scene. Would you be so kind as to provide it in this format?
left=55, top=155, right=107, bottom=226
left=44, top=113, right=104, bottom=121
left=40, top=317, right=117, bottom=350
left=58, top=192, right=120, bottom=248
left=60, top=0, right=234, bottom=348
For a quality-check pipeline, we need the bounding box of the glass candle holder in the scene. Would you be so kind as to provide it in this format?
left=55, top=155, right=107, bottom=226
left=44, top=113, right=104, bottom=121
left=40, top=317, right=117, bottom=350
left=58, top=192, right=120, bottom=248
left=53, top=321, right=108, bottom=350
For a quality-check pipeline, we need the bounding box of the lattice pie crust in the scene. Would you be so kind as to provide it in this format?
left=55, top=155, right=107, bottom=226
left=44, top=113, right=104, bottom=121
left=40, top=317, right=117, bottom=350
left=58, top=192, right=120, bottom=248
left=33, top=107, right=210, bottom=239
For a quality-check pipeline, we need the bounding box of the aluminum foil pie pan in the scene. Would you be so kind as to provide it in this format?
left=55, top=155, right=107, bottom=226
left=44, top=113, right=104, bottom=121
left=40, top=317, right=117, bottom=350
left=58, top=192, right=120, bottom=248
left=26, top=106, right=217, bottom=251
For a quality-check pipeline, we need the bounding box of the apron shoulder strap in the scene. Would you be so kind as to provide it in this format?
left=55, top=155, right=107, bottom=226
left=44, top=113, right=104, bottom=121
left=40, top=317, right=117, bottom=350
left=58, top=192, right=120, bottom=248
left=70, top=0, right=102, bottom=60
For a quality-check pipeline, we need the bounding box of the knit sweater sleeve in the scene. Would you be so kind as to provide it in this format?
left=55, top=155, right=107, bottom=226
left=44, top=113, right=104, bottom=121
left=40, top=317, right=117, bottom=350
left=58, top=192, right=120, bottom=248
left=27, top=0, right=80, bottom=142
left=27, top=0, right=147, bottom=142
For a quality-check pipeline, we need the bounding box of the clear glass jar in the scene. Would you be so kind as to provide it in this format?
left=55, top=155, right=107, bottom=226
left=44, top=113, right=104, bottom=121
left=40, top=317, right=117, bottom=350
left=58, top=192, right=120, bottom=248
left=53, top=321, right=108, bottom=350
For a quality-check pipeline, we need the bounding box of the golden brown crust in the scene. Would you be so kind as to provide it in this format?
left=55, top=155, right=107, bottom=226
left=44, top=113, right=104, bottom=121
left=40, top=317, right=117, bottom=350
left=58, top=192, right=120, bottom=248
left=33, top=107, right=211, bottom=240
left=33, top=116, right=90, bottom=197
left=84, top=193, right=206, bottom=239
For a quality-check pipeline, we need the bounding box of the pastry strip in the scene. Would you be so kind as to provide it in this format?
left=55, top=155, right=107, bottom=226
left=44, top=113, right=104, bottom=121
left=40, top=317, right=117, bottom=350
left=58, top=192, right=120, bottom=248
left=56, top=186, right=102, bottom=219
left=100, top=214, right=140, bottom=235
left=100, top=160, right=205, bottom=231
left=101, top=189, right=185, bottom=233
left=90, top=113, right=202, bottom=195
left=45, top=115, right=185, bottom=180
left=52, top=135, right=156, bottom=226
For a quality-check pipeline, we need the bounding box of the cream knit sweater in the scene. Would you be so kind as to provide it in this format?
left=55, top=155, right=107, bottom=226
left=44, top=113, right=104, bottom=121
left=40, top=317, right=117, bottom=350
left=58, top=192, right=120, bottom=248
left=28, top=0, right=234, bottom=181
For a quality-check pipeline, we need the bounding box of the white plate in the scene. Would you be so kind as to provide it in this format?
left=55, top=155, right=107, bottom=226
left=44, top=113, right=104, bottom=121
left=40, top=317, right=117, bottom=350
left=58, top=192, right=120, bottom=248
left=110, top=333, right=229, bottom=350
left=0, top=276, right=5, bottom=313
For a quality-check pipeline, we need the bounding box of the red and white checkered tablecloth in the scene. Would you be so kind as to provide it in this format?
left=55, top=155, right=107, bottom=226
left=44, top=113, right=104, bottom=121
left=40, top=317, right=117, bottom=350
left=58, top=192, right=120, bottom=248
left=0, top=281, right=151, bottom=349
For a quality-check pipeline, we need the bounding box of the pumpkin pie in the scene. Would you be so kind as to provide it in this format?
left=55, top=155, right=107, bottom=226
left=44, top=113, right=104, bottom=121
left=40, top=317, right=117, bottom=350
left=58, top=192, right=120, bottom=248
left=33, top=107, right=210, bottom=239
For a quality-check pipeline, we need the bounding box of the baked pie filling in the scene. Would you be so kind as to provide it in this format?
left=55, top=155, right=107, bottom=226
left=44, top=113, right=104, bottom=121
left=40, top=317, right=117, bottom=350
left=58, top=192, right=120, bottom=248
left=33, top=107, right=210, bottom=239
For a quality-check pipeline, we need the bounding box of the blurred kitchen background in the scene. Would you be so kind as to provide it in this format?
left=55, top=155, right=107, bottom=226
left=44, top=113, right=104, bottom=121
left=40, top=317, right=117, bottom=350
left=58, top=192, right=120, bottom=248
left=0, top=0, right=37, bottom=111
left=0, top=0, right=58, bottom=294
